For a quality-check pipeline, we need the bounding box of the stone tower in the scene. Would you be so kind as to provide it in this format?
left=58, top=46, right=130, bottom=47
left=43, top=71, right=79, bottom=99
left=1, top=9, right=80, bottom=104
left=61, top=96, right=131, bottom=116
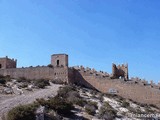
left=0, top=56, right=17, bottom=69
left=51, top=54, right=68, bottom=67
left=111, top=63, right=128, bottom=80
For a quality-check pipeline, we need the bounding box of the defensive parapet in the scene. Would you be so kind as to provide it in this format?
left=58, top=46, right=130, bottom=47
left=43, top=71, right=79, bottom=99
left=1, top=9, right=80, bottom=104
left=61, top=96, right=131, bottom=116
left=111, top=63, right=128, bottom=80
left=72, top=66, right=109, bottom=77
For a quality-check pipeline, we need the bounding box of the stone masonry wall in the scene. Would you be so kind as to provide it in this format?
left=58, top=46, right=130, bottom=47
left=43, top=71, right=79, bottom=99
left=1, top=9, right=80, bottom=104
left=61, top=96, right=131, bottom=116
left=0, top=66, right=68, bottom=83
left=71, top=66, right=160, bottom=107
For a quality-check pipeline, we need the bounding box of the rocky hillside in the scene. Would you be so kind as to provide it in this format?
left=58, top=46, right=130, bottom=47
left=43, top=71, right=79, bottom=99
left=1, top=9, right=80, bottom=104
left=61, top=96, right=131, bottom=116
left=76, top=86, right=160, bottom=120
left=4, top=83, right=160, bottom=120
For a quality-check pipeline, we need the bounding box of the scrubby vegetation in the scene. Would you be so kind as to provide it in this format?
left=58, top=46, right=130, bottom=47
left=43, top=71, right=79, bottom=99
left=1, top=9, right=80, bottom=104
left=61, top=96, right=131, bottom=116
left=51, top=79, right=64, bottom=84
left=85, top=101, right=98, bottom=115
left=6, top=84, right=160, bottom=120
left=16, top=77, right=30, bottom=83
left=37, top=96, right=74, bottom=116
left=34, top=79, right=50, bottom=88
left=121, top=100, right=130, bottom=108
left=7, top=103, right=39, bottom=120
left=98, top=102, right=117, bottom=119
left=0, top=79, right=6, bottom=84
left=57, top=85, right=87, bottom=107
left=0, top=75, right=11, bottom=84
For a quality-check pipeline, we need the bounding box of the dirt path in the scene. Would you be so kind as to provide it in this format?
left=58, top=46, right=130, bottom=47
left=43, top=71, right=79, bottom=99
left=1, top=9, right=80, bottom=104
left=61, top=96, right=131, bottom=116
left=0, top=83, right=62, bottom=119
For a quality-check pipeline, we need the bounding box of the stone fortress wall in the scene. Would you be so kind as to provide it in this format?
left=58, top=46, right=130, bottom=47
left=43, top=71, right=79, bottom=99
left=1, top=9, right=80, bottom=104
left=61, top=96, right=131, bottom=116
left=0, top=66, right=68, bottom=83
left=0, top=54, right=69, bottom=83
left=0, top=54, right=160, bottom=107
left=71, top=65, right=160, bottom=106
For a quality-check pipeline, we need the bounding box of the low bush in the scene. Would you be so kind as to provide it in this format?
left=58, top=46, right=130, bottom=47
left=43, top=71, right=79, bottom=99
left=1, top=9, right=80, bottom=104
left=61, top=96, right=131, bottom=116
left=7, top=103, right=39, bottom=120
left=128, top=107, right=144, bottom=114
left=57, top=85, right=75, bottom=98
left=74, top=99, right=87, bottom=107
left=145, top=107, right=156, bottom=113
left=121, top=101, right=130, bottom=108
left=98, top=102, right=117, bottom=119
left=0, top=75, right=11, bottom=82
left=17, top=77, right=27, bottom=83
left=36, top=96, right=74, bottom=116
left=34, top=79, right=50, bottom=88
left=87, top=101, right=98, bottom=109
left=58, top=85, right=87, bottom=107
left=36, top=98, right=47, bottom=106
left=0, top=75, right=4, bottom=79
left=46, top=110, right=63, bottom=120
left=85, top=104, right=96, bottom=115
left=139, top=103, right=147, bottom=107
left=20, top=83, right=28, bottom=88
left=127, top=106, right=136, bottom=113
left=97, top=93, right=104, bottom=102
left=85, top=101, right=98, bottom=115
left=51, top=79, right=64, bottom=84
left=149, top=104, right=159, bottom=109
left=67, top=91, right=80, bottom=101
left=0, top=79, right=6, bottom=84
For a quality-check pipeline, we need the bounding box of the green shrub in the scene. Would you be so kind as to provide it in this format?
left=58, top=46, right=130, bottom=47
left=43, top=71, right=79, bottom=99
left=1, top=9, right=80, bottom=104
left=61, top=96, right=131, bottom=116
left=74, top=99, right=87, bottom=107
left=85, top=104, right=96, bottom=115
left=36, top=98, right=48, bottom=106
left=149, top=104, right=159, bottom=109
left=47, top=96, right=74, bottom=116
left=127, top=106, right=137, bottom=113
left=20, top=83, right=28, bottom=88
left=7, top=103, right=39, bottom=120
left=145, top=107, right=156, bottom=113
left=34, top=79, right=50, bottom=88
left=84, top=101, right=98, bottom=115
left=0, top=75, right=5, bottom=79
left=0, top=75, right=11, bottom=82
left=97, top=93, right=104, bottom=102
left=57, top=85, right=87, bottom=107
left=67, top=91, right=80, bottom=101
left=47, top=110, right=62, bottom=120
left=51, top=79, right=64, bottom=84
left=4, top=75, right=11, bottom=81
left=36, top=96, right=74, bottom=116
left=17, top=77, right=27, bottom=82
left=121, top=101, right=130, bottom=108
left=0, top=79, right=6, bottom=84
left=98, top=102, right=117, bottom=119
left=57, top=85, right=75, bottom=98
left=136, top=103, right=146, bottom=107
left=87, top=101, right=98, bottom=109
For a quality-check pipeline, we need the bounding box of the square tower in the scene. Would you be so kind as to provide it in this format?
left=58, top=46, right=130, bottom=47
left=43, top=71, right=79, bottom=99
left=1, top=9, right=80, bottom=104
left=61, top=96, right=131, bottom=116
left=51, top=54, right=68, bottom=67
left=0, top=56, right=17, bottom=69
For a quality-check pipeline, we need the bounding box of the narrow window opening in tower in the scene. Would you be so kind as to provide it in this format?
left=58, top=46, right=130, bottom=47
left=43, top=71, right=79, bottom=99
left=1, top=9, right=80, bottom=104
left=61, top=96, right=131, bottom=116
left=0, top=64, right=1, bottom=68
left=57, top=60, right=59, bottom=66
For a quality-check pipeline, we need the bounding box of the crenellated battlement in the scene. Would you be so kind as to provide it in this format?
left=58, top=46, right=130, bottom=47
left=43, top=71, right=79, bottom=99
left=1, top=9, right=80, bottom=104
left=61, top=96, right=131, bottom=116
left=72, top=65, right=109, bottom=77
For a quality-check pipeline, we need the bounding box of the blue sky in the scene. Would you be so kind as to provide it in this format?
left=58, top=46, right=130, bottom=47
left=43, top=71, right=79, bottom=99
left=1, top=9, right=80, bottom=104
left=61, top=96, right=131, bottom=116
left=0, top=0, right=160, bottom=83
